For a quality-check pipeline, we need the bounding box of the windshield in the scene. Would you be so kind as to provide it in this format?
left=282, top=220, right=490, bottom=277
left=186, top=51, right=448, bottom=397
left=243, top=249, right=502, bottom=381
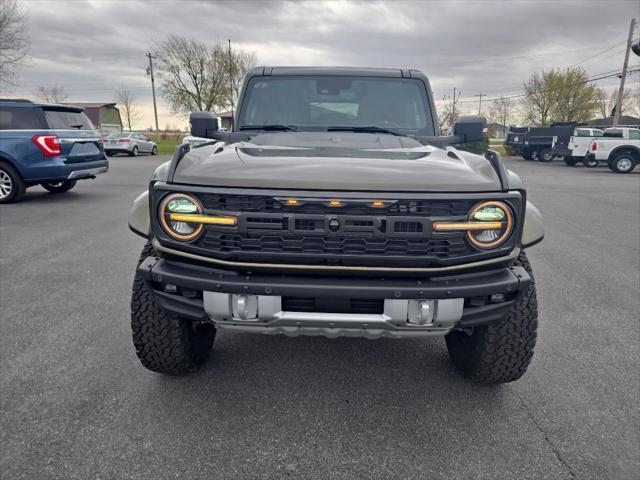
left=239, top=75, right=434, bottom=135
left=108, top=133, right=131, bottom=139
left=44, top=109, right=94, bottom=130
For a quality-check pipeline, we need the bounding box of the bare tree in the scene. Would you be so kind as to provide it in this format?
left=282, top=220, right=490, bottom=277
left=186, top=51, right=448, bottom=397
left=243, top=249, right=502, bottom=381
left=523, top=67, right=600, bottom=126
left=225, top=48, right=257, bottom=111
left=155, top=35, right=229, bottom=115
left=0, top=0, right=29, bottom=92
left=489, top=96, right=513, bottom=127
left=154, top=35, right=257, bottom=115
left=595, top=87, right=632, bottom=118
left=36, top=86, right=68, bottom=103
left=115, top=84, right=141, bottom=131
left=436, top=92, right=461, bottom=134
left=630, top=85, right=640, bottom=118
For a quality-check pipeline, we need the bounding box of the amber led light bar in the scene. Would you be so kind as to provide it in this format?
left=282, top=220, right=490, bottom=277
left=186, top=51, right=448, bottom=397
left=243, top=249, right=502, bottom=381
left=433, top=221, right=503, bottom=231
left=168, top=213, right=237, bottom=225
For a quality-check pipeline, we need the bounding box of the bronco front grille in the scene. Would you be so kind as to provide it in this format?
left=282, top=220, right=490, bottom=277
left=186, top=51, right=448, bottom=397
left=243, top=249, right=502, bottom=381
left=155, top=189, right=520, bottom=269
left=199, top=232, right=469, bottom=258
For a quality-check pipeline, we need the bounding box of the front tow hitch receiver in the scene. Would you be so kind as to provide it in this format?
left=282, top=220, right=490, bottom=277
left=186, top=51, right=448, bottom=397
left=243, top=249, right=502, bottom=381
left=407, top=300, right=435, bottom=325
left=232, top=294, right=259, bottom=321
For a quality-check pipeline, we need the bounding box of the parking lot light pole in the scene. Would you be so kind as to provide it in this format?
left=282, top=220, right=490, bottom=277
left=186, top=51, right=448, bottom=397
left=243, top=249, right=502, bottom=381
left=613, top=18, right=637, bottom=127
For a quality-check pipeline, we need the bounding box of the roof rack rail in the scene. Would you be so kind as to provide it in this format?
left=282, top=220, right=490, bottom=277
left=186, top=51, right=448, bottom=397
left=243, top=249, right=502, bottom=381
left=0, top=98, right=33, bottom=103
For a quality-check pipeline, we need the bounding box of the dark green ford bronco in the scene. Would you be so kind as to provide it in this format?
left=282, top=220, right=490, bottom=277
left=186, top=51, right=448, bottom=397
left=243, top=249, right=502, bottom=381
left=128, top=67, right=544, bottom=383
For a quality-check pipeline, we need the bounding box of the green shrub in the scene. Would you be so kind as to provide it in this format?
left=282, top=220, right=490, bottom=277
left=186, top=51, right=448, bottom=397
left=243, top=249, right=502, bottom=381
left=455, top=136, right=489, bottom=155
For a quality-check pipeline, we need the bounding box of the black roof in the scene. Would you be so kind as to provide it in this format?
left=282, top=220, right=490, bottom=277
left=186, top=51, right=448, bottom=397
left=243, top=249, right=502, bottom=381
left=247, top=66, right=417, bottom=78
left=587, top=116, right=640, bottom=127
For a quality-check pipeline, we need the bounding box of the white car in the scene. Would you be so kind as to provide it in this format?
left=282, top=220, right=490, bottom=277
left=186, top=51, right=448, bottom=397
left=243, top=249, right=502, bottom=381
left=584, top=127, right=640, bottom=173
left=104, top=132, right=158, bottom=156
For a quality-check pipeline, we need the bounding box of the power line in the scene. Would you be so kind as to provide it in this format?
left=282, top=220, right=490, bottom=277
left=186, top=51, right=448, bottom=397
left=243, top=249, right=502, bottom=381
left=455, top=68, right=639, bottom=105
left=570, top=39, right=630, bottom=68
left=424, top=44, right=608, bottom=67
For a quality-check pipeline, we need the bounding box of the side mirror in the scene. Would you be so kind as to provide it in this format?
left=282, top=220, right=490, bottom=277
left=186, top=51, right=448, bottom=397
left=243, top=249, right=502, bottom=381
left=453, top=115, right=487, bottom=143
left=190, top=111, right=219, bottom=138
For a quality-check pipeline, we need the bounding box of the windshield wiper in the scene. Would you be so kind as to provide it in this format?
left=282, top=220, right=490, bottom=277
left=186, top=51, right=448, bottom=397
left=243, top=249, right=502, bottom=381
left=239, top=124, right=298, bottom=132
left=327, top=126, right=403, bottom=136
left=69, top=124, right=85, bottom=129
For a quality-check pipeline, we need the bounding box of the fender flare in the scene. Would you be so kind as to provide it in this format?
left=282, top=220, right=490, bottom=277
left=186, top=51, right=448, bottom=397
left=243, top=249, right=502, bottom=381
left=128, top=162, right=171, bottom=238
left=521, top=201, right=544, bottom=249
left=608, top=145, right=640, bottom=162
left=128, top=190, right=150, bottom=238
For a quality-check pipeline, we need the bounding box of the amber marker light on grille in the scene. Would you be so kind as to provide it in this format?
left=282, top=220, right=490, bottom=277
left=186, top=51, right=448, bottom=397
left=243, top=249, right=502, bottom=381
left=168, top=213, right=237, bottom=225
left=371, top=201, right=385, bottom=208
left=286, top=199, right=299, bottom=206
left=328, top=200, right=343, bottom=207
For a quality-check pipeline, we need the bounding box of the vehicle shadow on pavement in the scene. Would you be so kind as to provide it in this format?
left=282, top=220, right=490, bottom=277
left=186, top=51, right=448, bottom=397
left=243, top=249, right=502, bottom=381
left=11, top=190, right=111, bottom=204
left=148, top=332, right=510, bottom=406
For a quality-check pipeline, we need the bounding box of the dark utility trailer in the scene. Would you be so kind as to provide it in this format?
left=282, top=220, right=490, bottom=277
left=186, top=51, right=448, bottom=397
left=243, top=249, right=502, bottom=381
left=506, top=122, right=576, bottom=161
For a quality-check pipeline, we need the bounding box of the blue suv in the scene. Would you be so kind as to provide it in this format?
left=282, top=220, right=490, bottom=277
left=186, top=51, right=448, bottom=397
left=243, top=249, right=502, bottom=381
left=0, top=99, right=109, bottom=203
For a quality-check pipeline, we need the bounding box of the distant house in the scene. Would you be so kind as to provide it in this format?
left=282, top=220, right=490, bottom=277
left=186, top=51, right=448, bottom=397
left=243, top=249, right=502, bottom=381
left=65, top=102, right=123, bottom=132
left=586, top=116, right=640, bottom=128
left=216, top=111, right=234, bottom=130
left=487, top=122, right=508, bottom=138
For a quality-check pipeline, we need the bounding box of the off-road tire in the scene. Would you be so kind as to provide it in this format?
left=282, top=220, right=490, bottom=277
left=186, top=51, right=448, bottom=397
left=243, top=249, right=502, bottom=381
left=522, top=150, right=534, bottom=161
left=0, top=161, right=25, bottom=204
left=41, top=179, right=77, bottom=193
left=131, top=242, right=216, bottom=374
left=564, top=156, right=578, bottom=166
left=608, top=152, right=637, bottom=174
left=538, top=148, right=553, bottom=162
left=445, top=252, right=538, bottom=384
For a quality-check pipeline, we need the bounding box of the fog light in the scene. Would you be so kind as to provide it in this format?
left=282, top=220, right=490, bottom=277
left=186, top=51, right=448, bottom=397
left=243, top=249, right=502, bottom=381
left=490, top=293, right=506, bottom=303
left=407, top=300, right=435, bottom=325
left=231, top=294, right=259, bottom=321
left=162, top=284, right=178, bottom=293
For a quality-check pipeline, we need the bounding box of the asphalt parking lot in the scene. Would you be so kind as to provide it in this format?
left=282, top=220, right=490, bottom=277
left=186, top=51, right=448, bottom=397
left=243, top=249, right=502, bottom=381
left=1, top=155, right=638, bottom=479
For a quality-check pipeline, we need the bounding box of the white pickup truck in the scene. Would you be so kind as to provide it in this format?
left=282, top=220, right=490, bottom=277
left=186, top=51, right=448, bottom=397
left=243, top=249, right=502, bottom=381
left=584, top=127, right=640, bottom=173
left=561, top=127, right=604, bottom=166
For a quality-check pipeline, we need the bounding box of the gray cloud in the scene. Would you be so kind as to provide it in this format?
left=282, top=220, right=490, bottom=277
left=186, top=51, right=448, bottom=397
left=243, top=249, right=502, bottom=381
left=14, top=0, right=640, bottom=127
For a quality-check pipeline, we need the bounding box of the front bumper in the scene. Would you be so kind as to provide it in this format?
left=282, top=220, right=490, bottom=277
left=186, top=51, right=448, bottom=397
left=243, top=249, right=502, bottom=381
left=138, top=256, right=531, bottom=339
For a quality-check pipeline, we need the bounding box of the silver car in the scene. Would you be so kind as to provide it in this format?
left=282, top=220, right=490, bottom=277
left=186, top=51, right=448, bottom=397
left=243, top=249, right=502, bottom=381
left=104, top=132, right=157, bottom=156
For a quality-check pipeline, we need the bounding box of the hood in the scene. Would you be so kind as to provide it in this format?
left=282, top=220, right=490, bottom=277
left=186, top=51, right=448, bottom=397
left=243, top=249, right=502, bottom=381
left=172, top=132, right=502, bottom=192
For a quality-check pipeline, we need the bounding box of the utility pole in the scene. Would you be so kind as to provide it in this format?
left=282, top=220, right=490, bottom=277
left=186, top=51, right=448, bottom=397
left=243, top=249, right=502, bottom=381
left=613, top=18, right=637, bottom=126
left=146, top=51, right=159, bottom=133
left=228, top=39, right=234, bottom=119
left=452, top=87, right=460, bottom=122
left=474, top=93, right=486, bottom=115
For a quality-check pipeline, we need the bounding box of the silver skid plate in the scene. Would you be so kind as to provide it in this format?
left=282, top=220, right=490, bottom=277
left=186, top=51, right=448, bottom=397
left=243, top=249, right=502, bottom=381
left=203, top=292, right=464, bottom=339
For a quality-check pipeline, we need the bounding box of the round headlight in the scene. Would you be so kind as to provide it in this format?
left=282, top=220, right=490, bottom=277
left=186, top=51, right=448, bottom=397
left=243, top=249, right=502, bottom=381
left=467, top=201, right=513, bottom=249
left=159, top=193, right=204, bottom=241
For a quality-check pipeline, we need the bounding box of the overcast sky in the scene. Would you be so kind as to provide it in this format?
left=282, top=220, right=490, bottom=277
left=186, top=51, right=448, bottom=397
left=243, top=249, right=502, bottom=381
left=12, top=0, right=640, bottom=129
